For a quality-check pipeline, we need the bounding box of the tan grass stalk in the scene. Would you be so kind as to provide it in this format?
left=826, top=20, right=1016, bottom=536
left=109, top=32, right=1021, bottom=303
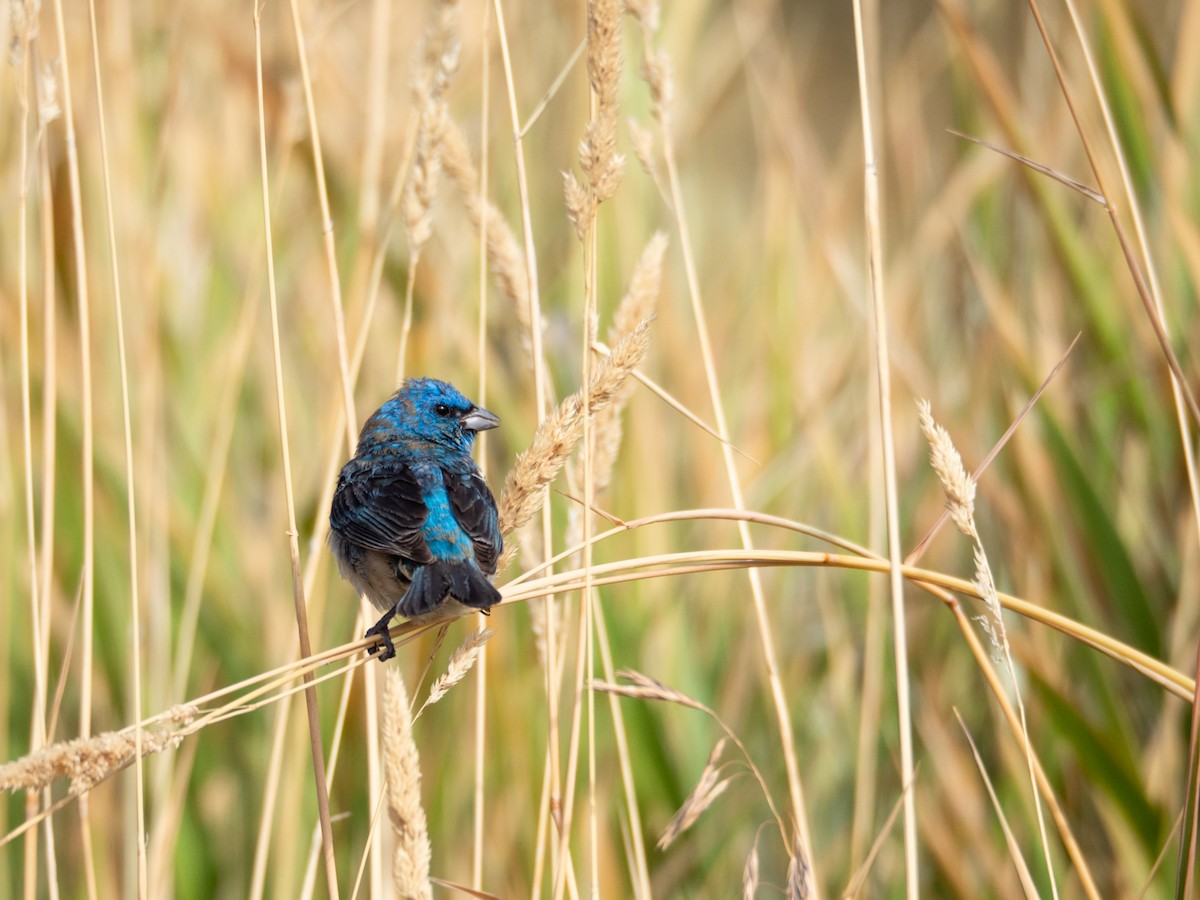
left=519, top=40, right=586, bottom=138
left=939, top=596, right=1101, bottom=899
left=917, top=400, right=1059, bottom=897
left=48, top=0, right=100, bottom=891
left=850, top=3, right=916, bottom=895
left=591, top=597, right=652, bottom=898
left=633, top=3, right=817, bottom=892
left=239, top=80, right=379, bottom=889
left=657, top=739, right=731, bottom=850
left=416, top=628, right=494, bottom=718
left=497, top=316, right=654, bottom=539
left=4, top=534, right=1190, bottom=855
left=34, top=110, right=61, bottom=895
left=382, top=669, right=433, bottom=900
left=953, top=710, right=1040, bottom=897
left=14, top=21, right=48, bottom=897
left=842, top=782, right=908, bottom=898
left=36, top=63, right=60, bottom=741
left=558, top=11, right=627, bottom=883
left=252, top=8, right=339, bottom=897
left=485, top=10, right=568, bottom=883
left=473, top=7, right=493, bottom=887
left=84, top=0, right=150, bottom=886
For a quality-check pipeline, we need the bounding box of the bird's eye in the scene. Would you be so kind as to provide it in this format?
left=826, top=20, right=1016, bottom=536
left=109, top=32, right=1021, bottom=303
left=434, top=403, right=451, bottom=417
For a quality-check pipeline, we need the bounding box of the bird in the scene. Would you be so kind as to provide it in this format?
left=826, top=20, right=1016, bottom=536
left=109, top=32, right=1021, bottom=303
left=329, top=378, right=503, bottom=662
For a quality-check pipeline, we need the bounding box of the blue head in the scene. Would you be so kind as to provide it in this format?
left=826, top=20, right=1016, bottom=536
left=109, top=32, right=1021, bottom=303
left=367, top=378, right=499, bottom=455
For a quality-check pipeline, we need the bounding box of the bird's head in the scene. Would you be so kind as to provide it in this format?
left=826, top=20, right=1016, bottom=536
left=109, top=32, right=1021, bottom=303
left=381, top=378, right=500, bottom=453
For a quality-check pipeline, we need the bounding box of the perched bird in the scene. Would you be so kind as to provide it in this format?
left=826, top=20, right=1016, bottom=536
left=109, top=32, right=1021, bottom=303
left=329, top=378, right=503, bottom=661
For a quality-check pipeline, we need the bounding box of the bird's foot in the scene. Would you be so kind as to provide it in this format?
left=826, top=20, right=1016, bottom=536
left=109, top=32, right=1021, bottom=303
left=364, top=608, right=398, bottom=662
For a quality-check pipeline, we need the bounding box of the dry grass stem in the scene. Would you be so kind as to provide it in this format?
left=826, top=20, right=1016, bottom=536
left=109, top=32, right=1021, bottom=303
left=593, top=671, right=705, bottom=712
left=252, top=8, right=339, bottom=894
left=656, top=738, right=732, bottom=850
left=851, top=4, right=914, bottom=894
left=383, top=668, right=433, bottom=900
left=497, top=315, right=654, bottom=538
left=953, top=710, right=1040, bottom=897
left=417, top=628, right=494, bottom=716
left=918, top=399, right=1059, bottom=896
left=0, top=708, right=198, bottom=796
left=634, top=4, right=817, bottom=889
left=594, top=670, right=788, bottom=846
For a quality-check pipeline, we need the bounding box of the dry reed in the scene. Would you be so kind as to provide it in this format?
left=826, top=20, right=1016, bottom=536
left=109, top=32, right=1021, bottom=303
left=382, top=668, right=433, bottom=900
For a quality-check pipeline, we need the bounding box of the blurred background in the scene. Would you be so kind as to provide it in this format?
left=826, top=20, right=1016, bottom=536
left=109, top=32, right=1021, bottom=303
left=2, top=0, right=1198, bottom=896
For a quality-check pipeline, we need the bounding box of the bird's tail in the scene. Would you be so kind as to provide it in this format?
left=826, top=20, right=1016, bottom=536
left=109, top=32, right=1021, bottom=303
left=398, top=560, right=501, bottom=619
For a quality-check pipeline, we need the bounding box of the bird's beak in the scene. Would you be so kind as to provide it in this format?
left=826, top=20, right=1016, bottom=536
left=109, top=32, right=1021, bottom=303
left=460, top=406, right=501, bottom=433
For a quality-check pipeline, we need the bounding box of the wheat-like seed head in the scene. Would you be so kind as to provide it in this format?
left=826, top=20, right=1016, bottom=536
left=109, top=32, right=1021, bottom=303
left=0, top=706, right=197, bottom=795
left=917, top=399, right=976, bottom=538
left=626, top=117, right=656, bottom=178
left=624, top=0, right=660, bottom=32
left=418, top=627, right=493, bottom=716
left=592, top=232, right=667, bottom=492
left=403, top=0, right=462, bottom=255
left=657, top=738, right=731, bottom=849
left=404, top=99, right=449, bottom=253
left=497, top=315, right=654, bottom=539
left=742, top=843, right=759, bottom=900
left=382, top=668, right=432, bottom=900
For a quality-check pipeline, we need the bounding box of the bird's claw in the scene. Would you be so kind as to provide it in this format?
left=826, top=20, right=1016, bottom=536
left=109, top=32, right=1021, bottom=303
left=365, top=610, right=397, bottom=662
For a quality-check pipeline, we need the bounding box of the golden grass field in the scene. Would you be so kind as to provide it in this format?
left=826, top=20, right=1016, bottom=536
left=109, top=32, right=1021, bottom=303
left=3, top=0, right=1200, bottom=896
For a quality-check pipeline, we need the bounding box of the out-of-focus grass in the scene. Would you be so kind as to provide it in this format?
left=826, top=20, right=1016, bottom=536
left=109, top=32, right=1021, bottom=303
left=2, top=0, right=1198, bottom=897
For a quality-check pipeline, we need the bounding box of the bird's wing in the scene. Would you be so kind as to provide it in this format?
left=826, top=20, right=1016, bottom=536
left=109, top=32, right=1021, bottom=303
left=445, top=469, right=503, bottom=575
left=330, top=463, right=437, bottom=564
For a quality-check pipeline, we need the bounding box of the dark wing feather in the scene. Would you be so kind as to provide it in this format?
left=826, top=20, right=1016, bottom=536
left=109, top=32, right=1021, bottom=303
left=445, top=469, right=503, bottom=575
left=330, top=463, right=437, bottom=564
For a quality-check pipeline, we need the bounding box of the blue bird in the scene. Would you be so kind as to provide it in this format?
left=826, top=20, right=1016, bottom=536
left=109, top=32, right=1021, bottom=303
left=329, top=378, right=503, bottom=661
